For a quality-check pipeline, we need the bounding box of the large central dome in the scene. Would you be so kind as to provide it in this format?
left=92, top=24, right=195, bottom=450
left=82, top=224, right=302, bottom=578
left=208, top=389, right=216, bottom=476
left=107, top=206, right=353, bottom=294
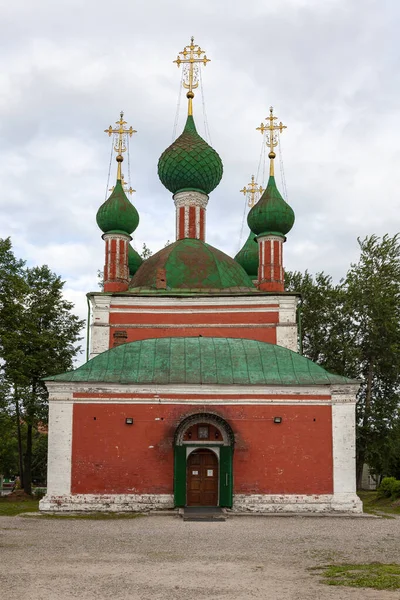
left=129, top=238, right=256, bottom=292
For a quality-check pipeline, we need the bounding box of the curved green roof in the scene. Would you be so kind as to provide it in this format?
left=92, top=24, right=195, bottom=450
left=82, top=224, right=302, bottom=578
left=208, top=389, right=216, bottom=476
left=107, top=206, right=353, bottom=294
left=129, top=238, right=255, bottom=292
left=45, top=337, right=356, bottom=386
left=96, top=180, right=139, bottom=235
left=128, top=244, right=143, bottom=276
left=234, top=229, right=259, bottom=280
left=158, top=115, right=223, bottom=195
left=247, top=176, right=295, bottom=237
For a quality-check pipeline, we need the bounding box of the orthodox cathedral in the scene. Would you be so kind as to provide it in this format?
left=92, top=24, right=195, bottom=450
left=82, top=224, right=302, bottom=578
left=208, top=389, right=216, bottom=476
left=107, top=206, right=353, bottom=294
left=40, top=39, right=362, bottom=513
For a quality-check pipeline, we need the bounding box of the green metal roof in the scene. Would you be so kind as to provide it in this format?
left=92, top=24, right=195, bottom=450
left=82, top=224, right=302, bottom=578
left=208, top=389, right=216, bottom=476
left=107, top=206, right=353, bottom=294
left=130, top=238, right=256, bottom=292
left=247, top=176, right=295, bottom=237
left=96, top=180, right=139, bottom=235
left=158, top=115, right=223, bottom=195
left=45, top=337, right=355, bottom=386
left=234, top=229, right=259, bottom=280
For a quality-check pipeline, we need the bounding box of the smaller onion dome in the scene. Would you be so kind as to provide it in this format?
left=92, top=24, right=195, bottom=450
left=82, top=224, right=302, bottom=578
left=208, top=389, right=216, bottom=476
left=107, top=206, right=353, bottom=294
left=247, top=176, right=295, bottom=237
left=234, top=229, right=258, bottom=280
left=158, top=115, right=223, bottom=195
left=128, top=244, right=143, bottom=277
left=96, top=180, right=139, bottom=235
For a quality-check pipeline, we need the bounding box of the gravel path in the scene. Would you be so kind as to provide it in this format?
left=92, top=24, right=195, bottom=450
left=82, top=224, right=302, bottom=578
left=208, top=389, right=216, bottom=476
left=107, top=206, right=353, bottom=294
left=0, top=514, right=399, bottom=599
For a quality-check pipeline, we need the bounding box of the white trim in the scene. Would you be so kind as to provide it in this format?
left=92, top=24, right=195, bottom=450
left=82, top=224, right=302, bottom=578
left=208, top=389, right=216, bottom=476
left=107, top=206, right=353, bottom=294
left=186, top=446, right=220, bottom=459
left=46, top=381, right=359, bottom=399
left=195, top=206, right=200, bottom=238
left=46, top=401, right=73, bottom=496
left=105, top=295, right=300, bottom=308
left=173, top=190, right=209, bottom=209
left=184, top=206, right=189, bottom=238
left=109, top=307, right=284, bottom=314
left=108, top=323, right=278, bottom=329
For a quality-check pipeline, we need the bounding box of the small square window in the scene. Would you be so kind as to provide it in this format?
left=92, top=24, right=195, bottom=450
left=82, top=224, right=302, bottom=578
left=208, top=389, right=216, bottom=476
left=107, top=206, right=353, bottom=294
left=198, top=425, right=209, bottom=439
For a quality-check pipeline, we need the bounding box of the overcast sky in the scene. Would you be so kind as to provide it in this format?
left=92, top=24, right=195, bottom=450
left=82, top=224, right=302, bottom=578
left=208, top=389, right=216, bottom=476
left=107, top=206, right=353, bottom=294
left=1, top=0, right=399, bottom=343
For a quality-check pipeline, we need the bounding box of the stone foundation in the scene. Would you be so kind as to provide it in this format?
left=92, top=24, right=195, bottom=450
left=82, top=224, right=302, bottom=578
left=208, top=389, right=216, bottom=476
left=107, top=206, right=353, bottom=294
left=39, top=493, right=174, bottom=513
left=40, top=492, right=363, bottom=513
left=232, top=493, right=363, bottom=513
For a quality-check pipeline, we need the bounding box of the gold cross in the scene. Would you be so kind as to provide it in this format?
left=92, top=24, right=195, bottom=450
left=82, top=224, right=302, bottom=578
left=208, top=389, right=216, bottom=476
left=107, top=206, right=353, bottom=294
left=240, top=175, right=264, bottom=208
left=173, top=36, right=210, bottom=116
left=256, top=107, right=287, bottom=176
left=109, top=174, right=136, bottom=196
left=104, top=111, right=137, bottom=180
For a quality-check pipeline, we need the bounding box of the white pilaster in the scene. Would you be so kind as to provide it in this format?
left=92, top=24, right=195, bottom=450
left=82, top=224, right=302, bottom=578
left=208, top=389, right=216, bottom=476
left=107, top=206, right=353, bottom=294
left=44, top=400, right=73, bottom=496
left=89, top=295, right=110, bottom=359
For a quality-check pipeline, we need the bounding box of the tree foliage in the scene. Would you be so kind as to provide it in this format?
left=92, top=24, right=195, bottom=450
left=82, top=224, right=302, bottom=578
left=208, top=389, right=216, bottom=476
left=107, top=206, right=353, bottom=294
left=286, top=234, right=400, bottom=486
left=0, top=238, right=84, bottom=493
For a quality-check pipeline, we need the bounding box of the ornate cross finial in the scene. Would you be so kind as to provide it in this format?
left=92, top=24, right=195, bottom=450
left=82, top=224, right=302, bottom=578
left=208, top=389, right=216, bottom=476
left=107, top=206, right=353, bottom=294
left=109, top=174, right=136, bottom=196
left=104, top=111, right=137, bottom=181
left=173, top=36, right=210, bottom=116
left=256, top=107, right=287, bottom=177
left=240, top=175, right=265, bottom=208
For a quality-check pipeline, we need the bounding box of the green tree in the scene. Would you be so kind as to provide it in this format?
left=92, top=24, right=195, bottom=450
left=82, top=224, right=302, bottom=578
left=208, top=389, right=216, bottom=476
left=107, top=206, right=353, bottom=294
left=345, top=235, right=400, bottom=486
left=286, top=234, right=400, bottom=488
left=0, top=240, right=84, bottom=494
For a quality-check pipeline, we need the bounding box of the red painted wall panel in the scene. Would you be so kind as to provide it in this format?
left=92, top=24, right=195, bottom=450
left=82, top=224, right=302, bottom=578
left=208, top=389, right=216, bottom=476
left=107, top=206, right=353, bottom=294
left=109, top=326, right=277, bottom=346
left=109, top=310, right=279, bottom=325
left=71, top=404, right=333, bottom=495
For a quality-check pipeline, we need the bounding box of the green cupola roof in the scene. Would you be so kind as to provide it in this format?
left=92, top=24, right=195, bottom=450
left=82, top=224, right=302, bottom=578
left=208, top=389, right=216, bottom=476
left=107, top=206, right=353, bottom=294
left=158, top=115, right=223, bottom=195
left=128, top=244, right=143, bottom=276
left=247, top=175, right=295, bottom=238
left=96, top=180, right=139, bottom=235
left=234, top=229, right=259, bottom=280
left=130, top=238, right=255, bottom=293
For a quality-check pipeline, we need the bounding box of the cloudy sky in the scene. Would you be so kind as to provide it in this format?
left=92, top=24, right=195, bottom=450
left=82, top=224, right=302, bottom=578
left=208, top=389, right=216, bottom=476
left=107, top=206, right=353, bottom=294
left=1, top=0, right=399, bottom=345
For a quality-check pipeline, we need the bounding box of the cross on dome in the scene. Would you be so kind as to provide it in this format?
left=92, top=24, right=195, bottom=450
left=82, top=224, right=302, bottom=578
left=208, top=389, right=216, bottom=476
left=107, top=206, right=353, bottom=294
left=256, top=107, right=287, bottom=177
left=104, top=111, right=137, bottom=181
left=173, top=36, right=211, bottom=116
left=240, top=175, right=264, bottom=208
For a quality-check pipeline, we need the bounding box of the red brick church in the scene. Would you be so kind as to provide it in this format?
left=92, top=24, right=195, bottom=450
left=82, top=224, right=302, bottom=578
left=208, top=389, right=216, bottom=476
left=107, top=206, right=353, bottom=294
left=40, top=39, right=361, bottom=514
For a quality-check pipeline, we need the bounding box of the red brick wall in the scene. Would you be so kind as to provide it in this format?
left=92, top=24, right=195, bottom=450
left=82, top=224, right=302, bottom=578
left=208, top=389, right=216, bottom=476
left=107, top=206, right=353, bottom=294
left=71, top=403, right=333, bottom=495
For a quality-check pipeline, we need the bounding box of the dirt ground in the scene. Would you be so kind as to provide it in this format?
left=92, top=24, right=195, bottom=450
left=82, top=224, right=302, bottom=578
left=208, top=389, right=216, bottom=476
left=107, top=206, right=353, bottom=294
left=0, top=514, right=399, bottom=600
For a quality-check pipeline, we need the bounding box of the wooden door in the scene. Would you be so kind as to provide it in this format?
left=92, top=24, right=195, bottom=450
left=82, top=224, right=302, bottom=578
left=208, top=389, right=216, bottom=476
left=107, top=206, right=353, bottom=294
left=187, top=449, right=219, bottom=506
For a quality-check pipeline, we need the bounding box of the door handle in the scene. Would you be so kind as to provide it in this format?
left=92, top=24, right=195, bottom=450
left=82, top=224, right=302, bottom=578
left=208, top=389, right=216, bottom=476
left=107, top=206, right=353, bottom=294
left=226, top=473, right=228, bottom=486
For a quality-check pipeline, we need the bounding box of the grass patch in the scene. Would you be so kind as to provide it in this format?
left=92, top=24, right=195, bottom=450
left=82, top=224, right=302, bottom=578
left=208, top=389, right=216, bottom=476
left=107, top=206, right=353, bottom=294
left=0, top=498, right=39, bottom=516
left=358, top=491, right=400, bottom=516
left=315, top=563, right=400, bottom=590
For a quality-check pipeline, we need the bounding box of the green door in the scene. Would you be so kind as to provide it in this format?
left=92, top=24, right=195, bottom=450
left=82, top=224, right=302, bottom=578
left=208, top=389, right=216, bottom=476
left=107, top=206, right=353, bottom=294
left=174, top=445, right=186, bottom=506
left=219, top=446, right=233, bottom=508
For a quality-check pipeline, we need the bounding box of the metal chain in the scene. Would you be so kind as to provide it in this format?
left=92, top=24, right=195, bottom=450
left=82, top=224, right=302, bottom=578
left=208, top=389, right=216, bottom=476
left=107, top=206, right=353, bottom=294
left=105, top=137, right=114, bottom=200
left=199, top=67, right=212, bottom=144
left=172, top=70, right=184, bottom=141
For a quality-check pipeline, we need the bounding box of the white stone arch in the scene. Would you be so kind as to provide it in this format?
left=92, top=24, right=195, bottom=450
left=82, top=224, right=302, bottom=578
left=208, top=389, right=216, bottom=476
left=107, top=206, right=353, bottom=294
left=174, top=412, right=234, bottom=447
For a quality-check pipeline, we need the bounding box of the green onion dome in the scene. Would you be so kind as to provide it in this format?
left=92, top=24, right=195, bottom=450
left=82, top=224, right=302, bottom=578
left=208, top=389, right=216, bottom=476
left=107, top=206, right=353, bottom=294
left=234, top=229, right=258, bottom=280
left=128, top=244, right=143, bottom=277
left=130, top=238, right=255, bottom=292
left=157, top=115, right=223, bottom=195
left=247, top=176, right=295, bottom=237
left=96, top=180, right=139, bottom=235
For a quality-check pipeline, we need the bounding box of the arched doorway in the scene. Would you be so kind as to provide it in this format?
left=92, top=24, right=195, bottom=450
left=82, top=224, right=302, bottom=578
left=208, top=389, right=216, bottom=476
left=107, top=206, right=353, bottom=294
left=174, top=413, right=234, bottom=508
left=187, top=449, right=219, bottom=506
